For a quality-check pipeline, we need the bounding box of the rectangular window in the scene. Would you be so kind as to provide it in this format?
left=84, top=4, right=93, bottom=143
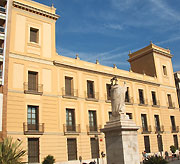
left=90, top=138, right=99, bottom=159
left=139, top=89, right=145, bottom=104
left=125, top=87, right=130, bottom=103
left=126, top=113, right=132, bottom=119
left=27, top=106, right=39, bottom=130
left=141, top=114, right=148, bottom=132
left=152, top=91, right=157, bottom=106
left=106, top=84, right=111, bottom=100
left=67, top=139, right=77, bottom=160
left=170, top=116, right=176, bottom=131
left=167, top=94, right=173, bottom=108
left=28, top=138, right=39, bottom=163
left=173, top=135, right=179, bottom=149
left=30, top=27, right=39, bottom=43
left=66, top=109, right=75, bottom=131
left=163, top=65, right=167, bottom=76
left=157, top=135, right=163, bottom=152
left=65, top=76, right=73, bottom=96
left=89, top=111, right=97, bottom=131
left=154, top=115, right=160, bottom=132
left=144, top=136, right=151, bottom=153
left=28, top=71, right=38, bottom=91
left=108, top=112, right=112, bottom=120
left=87, top=80, right=95, bottom=98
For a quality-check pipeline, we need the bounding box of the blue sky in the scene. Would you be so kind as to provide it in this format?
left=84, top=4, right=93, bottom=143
left=35, top=0, right=180, bottom=72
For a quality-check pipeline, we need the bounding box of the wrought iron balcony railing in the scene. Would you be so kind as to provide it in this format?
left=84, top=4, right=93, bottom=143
left=171, top=126, right=179, bottom=133
left=87, top=125, right=102, bottom=134
left=85, top=91, right=99, bottom=101
left=0, top=47, right=3, bottom=55
left=125, top=97, right=134, bottom=104
left=138, top=98, right=148, bottom=106
left=0, top=6, right=6, bottom=13
left=154, top=125, right=164, bottom=133
left=151, top=100, right=160, bottom=107
left=24, top=82, right=43, bottom=95
left=141, top=125, right=152, bottom=134
left=62, top=87, right=78, bottom=98
left=168, top=102, right=175, bottom=109
left=63, top=124, right=80, bottom=134
left=0, top=26, right=5, bottom=33
left=23, top=122, right=44, bottom=135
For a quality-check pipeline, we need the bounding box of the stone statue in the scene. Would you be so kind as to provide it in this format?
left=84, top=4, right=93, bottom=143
left=110, top=76, right=127, bottom=117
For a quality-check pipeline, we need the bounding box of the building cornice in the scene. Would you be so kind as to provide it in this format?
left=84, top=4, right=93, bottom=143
left=53, top=60, right=160, bottom=86
left=12, top=1, right=60, bottom=20
left=128, top=48, right=172, bottom=62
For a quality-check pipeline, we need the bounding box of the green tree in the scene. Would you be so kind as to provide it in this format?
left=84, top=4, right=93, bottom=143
left=143, top=156, right=168, bottom=164
left=0, top=137, right=26, bottom=164
left=170, top=145, right=177, bottom=154
left=42, top=155, right=55, bottom=164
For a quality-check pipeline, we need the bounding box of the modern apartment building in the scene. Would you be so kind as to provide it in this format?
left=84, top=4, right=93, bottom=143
left=0, top=0, right=12, bottom=141
left=174, top=71, right=180, bottom=108
left=2, top=0, right=180, bottom=163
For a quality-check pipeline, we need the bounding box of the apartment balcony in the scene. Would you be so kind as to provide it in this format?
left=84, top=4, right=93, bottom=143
left=0, top=47, right=3, bottom=55
left=0, top=26, right=4, bottom=33
left=168, top=102, right=175, bottom=109
left=125, top=97, right=134, bottom=105
left=62, top=87, right=78, bottom=99
left=104, top=93, right=111, bottom=103
left=138, top=98, right=148, bottom=106
left=63, top=124, right=80, bottom=135
left=154, top=125, right=164, bottom=133
left=151, top=100, right=160, bottom=108
left=85, top=91, right=99, bottom=101
left=0, top=6, right=6, bottom=13
left=23, top=123, right=44, bottom=135
left=141, top=125, right=152, bottom=134
left=171, top=126, right=179, bottom=133
left=24, top=82, right=43, bottom=95
left=87, top=125, right=102, bottom=135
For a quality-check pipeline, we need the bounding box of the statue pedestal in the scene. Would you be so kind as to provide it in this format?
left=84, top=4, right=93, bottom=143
left=101, top=115, right=140, bottom=164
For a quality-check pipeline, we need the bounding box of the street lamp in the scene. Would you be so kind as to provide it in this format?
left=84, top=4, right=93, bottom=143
left=95, top=134, right=99, bottom=164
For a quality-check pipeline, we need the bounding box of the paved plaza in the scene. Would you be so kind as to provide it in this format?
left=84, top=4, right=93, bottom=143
left=169, top=160, right=180, bottom=164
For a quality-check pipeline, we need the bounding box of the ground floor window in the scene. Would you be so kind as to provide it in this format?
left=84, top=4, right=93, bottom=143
left=28, top=138, right=39, bottom=163
left=67, top=138, right=77, bottom=160
left=173, top=135, right=179, bottom=149
left=144, top=136, right=151, bottom=153
left=90, top=138, right=99, bottom=159
left=157, top=135, right=163, bottom=152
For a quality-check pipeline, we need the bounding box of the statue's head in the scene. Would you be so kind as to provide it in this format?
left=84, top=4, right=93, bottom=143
left=111, top=76, right=118, bottom=86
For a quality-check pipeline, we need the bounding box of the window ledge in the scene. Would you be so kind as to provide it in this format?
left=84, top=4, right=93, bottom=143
left=85, top=98, right=99, bottom=102
left=24, top=90, right=43, bottom=95
left=105, top=100, right=111, bottom=103
left=62, top=95, right=78, bottom=100
left=64, top=131, right=80, bottom=135
left=168, top=106, right=175, bottom=109
left=87, top=131, right=101, bottom=135
left=138, top=103, right=148, bottom=106
left=27, top=42, right=41, bottom=48
left=24, top=131, right=44, bottom=135
left=152, top=105, right=160, bottom=108
left=125, top=102, right=133, bottom=105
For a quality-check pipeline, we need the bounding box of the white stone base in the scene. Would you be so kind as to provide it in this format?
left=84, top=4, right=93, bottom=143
left=101, top=116, right=140, bottom=164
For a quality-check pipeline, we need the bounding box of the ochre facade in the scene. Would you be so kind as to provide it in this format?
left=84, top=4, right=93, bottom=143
left=3, top=0, right=180, bottom=163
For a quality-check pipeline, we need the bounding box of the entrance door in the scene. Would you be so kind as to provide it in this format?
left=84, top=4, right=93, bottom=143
left=67, top=139, right=77, bottom=160
left=28, top=138, right=39, bottom=163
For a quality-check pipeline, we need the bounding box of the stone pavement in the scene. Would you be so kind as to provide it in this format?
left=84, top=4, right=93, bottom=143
left=169, top=160, right=180, bottom=164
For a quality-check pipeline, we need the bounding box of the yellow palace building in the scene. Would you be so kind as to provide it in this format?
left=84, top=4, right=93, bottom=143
left=0, top=0, right=180, bottom=163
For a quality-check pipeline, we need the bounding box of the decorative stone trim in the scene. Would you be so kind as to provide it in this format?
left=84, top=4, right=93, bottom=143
left=13, top=1, right=59, bottom=20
